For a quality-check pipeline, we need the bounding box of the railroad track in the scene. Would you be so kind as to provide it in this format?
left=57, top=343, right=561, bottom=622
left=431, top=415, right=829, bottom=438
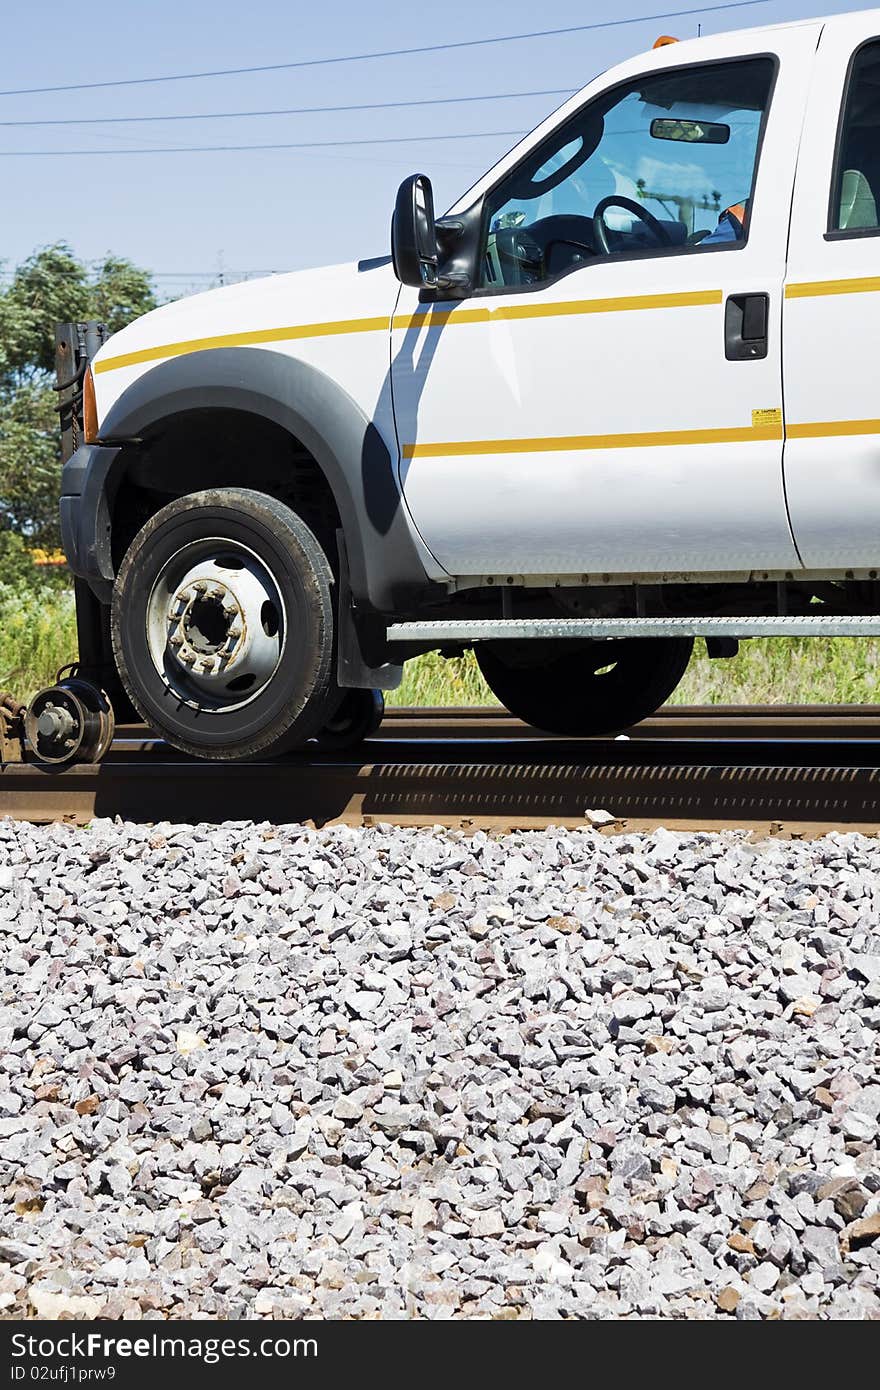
left=3, top=704, right=880, bottom=834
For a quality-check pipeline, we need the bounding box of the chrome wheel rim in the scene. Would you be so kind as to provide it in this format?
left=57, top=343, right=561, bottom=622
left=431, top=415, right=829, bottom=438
left=145, top=540, right=286, bottom=713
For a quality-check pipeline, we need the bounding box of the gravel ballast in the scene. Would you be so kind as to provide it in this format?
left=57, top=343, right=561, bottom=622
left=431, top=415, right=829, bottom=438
left=0, top=817, right=878, bottom=1320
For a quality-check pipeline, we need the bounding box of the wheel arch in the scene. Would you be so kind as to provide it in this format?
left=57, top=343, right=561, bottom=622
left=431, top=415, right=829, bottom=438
left=95, top=347, right=434, bottom=611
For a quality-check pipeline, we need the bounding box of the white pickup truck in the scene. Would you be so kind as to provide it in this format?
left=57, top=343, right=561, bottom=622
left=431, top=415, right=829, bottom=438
left=59, top=7, right=880, bottom=758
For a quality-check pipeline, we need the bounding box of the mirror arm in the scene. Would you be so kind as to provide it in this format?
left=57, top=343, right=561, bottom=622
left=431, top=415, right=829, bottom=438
left=434, top=217, right=472, bottom=296
left=436, top=217, right=465, bottom=238
left=435, top=269, right=471, bottom=293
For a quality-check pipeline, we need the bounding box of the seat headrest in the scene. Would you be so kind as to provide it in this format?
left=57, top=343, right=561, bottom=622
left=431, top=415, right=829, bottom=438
left=839, top=169, right=877, bottom=230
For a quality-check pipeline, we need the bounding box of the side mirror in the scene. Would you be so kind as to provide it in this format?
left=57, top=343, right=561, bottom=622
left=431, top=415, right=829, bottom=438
left=391, top=174, right=439, bottom=287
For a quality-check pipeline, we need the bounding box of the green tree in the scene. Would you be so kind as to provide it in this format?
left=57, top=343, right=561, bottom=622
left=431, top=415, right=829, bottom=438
left=89, top=254, right=157, bottom=337
left=0, top=383, right=59, bottom=542
left=0, top=243, right=155, bottom=549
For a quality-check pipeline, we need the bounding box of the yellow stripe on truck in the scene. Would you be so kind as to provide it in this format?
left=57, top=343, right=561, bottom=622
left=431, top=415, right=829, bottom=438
left=787, top=418, right=880, bottom=439
left=93, top=288, right=723, bottom=375
left=785, top=275, right=880, bottom=299
left=93, top=315, right=392, bottom=374
left=392, top=287, right=722, bottom=332
left=403, top=421, right=783, bottom=460
left=404, top=417, right=880, bottom=456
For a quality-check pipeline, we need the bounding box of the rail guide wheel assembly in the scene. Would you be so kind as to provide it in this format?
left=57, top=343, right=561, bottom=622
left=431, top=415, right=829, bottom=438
left=25, top=679, right=115, bottom=767
left=315, top=688, right=385, bottom=750
left=0, top=693, right=26, bottom=764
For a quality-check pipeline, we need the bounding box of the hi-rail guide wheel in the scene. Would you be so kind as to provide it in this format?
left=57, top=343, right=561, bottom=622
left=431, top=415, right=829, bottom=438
left=315, top=688, right=385, bottom=750
left=25, top=679, right=115, bottom=767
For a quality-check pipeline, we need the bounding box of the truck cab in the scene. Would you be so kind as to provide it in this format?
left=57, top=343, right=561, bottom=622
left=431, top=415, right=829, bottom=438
left=60, top=8, right=880, bottom=758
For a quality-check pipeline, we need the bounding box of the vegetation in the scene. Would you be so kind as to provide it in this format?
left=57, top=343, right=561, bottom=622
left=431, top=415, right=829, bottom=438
left=0, top=244, right=155, bottom=548
left=0, top=582, right=76, bottom=696
left=388, top=639, right=880, bottom=709
left=672, top=637, right=880, bottom=705
left=388, top=650, right=495, bottom=707
left=0, top=244, right=155, bottom=698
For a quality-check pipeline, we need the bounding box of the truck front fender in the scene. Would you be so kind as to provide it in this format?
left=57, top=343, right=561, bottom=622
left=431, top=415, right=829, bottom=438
left=86, top=346, right=436, bottom=611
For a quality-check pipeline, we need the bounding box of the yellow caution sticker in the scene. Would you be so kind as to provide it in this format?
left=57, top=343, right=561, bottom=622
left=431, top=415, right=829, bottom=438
left=752, top=407, right=782, bottom=428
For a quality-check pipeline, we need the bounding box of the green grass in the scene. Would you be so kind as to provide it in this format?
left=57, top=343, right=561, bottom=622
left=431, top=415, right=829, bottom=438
left=0, top=583, right=78, bottom=699
left=3, top=579, right=880, bottom=710
left=388, top=639, right=880, bottom=708
left=671, top=636, right=880, bottom=705
left=388, top=650, right=498, bottom=707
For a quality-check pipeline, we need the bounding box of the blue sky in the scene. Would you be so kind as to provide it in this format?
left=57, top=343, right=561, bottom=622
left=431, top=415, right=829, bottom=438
left=2, top=0, right=875, bottom=296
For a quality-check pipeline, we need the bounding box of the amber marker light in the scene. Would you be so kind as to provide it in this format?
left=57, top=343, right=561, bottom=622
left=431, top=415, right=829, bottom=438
left=83, top=366, right=99, bottom=443
left=653, top=35, right=679, bottom=47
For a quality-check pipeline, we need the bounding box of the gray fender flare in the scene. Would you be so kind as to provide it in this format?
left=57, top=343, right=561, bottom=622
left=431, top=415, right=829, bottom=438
left=97, top=347, right=436, bottom=612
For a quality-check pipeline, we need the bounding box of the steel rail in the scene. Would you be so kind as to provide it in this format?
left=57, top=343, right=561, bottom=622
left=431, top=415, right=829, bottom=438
left=3, top=704, right=880, bottom=834
left=374, top=703, right=880, bottom=742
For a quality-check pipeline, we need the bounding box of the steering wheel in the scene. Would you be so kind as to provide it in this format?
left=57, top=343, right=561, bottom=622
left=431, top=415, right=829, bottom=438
left=593, top=195, right=674, bottom=254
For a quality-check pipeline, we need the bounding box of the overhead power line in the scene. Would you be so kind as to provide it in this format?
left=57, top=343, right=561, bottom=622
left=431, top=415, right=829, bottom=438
left=0, top=87, right=575, bottom=127
left=0, top=2, right=768, bottom=98
left=0, top=130, right=524, bottom=156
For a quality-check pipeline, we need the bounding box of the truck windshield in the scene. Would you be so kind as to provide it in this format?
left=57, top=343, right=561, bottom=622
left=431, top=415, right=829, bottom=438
left=480, top=56, right=775, bottom=288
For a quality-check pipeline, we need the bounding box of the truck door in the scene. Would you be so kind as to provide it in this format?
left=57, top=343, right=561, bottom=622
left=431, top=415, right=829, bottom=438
left=783, top=15, right=880, bottom=568
left=391, top=29, right=818, bottom=579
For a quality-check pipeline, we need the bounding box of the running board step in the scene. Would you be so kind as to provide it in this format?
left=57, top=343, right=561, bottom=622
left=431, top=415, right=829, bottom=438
left=386, top=615, right=880, bottom=641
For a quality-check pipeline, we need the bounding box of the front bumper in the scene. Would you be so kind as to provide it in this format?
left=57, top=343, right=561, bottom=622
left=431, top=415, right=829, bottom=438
left=60, top=443, right=121, bottom=601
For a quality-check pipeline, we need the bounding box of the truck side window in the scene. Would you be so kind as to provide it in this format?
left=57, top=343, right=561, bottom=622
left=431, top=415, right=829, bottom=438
left=479, top=57, right=775, bottom=289
left=830, top=40, right=880, bottom=234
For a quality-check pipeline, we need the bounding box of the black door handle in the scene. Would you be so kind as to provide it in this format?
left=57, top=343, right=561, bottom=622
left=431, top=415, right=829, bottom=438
left=725, top=293, right=769, bottom=360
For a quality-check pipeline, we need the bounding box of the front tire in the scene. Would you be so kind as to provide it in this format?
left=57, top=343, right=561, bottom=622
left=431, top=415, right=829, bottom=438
left=111, top=489, right=335, bottom=760
left=475, top=637, right=694, bottom=736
